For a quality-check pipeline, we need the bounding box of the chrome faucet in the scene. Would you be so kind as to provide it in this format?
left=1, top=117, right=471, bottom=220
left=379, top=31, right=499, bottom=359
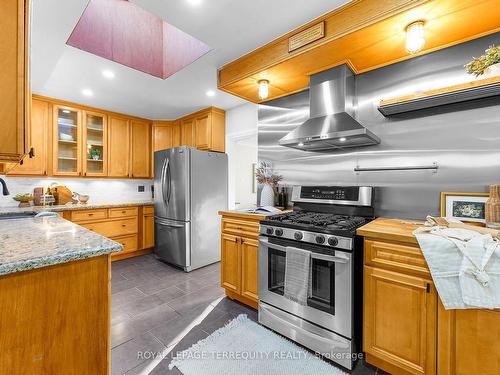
left=0, top=177, right=10, bottom=196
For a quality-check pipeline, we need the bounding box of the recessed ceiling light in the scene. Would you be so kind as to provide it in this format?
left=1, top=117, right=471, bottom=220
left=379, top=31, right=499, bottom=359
left=102, top=70, right=115, bottom=79
left=258, top=79, right=269, bottom=100
left=406, top=20, right=425, bottom=54
left=206, top=90, right=215, bottom=97
left=82, top=89, right=94, bottom=97
left=186, top=0, right=202, bottom=6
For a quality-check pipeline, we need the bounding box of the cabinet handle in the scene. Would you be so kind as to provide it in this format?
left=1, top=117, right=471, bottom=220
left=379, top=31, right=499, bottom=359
left=29, top=147, right=35, bottom=158
left=122, top=224, right=126, bottom=227
left=426, top=283, right=430, bottom=293
left=88, top=213, right=94, bottom=216
left=122, top=210, right=126, bottom=214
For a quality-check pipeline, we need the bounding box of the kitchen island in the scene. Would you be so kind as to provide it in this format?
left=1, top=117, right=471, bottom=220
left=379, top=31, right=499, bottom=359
left=0, top=215, right=121, bottom=374
left=357, top=218, right=500, bottom=375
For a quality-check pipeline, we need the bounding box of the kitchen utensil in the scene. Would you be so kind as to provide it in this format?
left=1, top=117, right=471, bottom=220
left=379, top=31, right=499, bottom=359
left=49, top=185, right=73, bottom=205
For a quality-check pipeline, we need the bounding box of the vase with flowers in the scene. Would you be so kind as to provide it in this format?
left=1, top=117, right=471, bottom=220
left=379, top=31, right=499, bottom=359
left=465, top=45, right=500, bottom=79
left=256, top=161, right=282, bottom=207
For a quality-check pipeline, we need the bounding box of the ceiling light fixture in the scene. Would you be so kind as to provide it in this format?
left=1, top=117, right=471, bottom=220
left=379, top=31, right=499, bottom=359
left=405, top=20, right=425, bottom=54
left=339, top=137, right=347, bottom=142
left=206, top=90, right=215, bottom=97
left=82, top=89, right=94, bottom=97
left=258, top=79, right=270, bottom=100
left=102, top=70, right=115, bottom=79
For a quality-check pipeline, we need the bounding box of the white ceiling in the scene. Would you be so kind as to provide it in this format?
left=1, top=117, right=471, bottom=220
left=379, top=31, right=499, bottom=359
left=31, top=0, right=350, bottom=119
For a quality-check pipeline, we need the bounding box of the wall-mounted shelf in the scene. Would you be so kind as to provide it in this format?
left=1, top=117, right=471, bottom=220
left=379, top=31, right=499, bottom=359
left=378, top=76, right=500, bottom=116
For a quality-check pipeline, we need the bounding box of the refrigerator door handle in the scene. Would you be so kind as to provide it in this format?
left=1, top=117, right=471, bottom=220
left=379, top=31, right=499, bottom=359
left=162, top=158, right=169, bottom=207
left=166, top=159, right=172, bottom=204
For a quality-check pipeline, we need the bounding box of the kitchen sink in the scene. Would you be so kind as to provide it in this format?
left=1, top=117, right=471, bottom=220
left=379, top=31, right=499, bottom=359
left=0, top=212, right=37, bottom=220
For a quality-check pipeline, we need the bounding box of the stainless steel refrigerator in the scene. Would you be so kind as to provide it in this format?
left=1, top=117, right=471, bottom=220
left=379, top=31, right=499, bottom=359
left=153, top=147, right=228, bottom=272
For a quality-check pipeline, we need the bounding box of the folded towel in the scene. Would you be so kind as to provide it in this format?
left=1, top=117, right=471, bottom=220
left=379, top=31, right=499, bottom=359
left=284, top=247, right=311, bottom=306
left=414, top=226, right=500, bottom=309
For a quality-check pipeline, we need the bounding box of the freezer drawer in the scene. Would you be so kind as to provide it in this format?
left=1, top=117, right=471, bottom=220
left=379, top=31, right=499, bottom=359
left=154, top=217, right=190, bottom=270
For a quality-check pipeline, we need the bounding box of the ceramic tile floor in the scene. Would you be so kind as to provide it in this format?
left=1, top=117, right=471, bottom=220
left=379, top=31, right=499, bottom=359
left=111, top=254, right=385, bottom=374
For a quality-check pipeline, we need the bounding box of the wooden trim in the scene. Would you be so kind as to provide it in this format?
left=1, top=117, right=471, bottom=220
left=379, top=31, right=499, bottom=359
left=219, top=0, right=426, bottom=86
left=111, top=248, right=153, bottom=262
left=380, top=76, right=500, bottom=106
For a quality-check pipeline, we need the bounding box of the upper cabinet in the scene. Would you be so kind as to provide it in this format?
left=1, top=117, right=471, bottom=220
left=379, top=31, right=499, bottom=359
left=130, top=120, right=151, bottom=178
left=108, top=116, right=130, bottom=178
left=0, top=0, right=31, bottom=163
left=7, top=99, right=48, bottom=176
left=152, top=121, right=181, bottom=152
left=52, top=105, right=82, bottom=176
left=83, top=111, right=107, bottom=177
left=180, top=107, right=225, bottom=152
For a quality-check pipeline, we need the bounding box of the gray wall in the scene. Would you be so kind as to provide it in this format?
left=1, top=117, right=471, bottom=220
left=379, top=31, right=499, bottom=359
left=258, top=33, right=500, bottom=220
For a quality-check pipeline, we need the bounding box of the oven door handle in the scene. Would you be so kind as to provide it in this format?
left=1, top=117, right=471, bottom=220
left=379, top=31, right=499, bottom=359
left=259, top=238, right=350, bottom=264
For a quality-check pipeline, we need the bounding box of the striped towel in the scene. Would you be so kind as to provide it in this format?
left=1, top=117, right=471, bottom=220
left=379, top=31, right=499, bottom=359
left=284, top=247, right=311, bottom=306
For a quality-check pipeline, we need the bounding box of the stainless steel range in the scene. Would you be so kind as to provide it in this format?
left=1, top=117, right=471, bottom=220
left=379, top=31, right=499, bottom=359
left=258, top=185, right=374, bottom=370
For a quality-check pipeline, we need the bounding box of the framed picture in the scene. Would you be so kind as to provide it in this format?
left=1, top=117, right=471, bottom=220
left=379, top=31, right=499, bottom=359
left=440, top=192, right=489, bottom=223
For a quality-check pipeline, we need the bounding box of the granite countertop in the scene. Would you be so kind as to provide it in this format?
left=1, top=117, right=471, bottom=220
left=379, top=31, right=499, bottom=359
left=0, top=200, right=154, bottom=216
left=0, top=215, right=122, bottom=276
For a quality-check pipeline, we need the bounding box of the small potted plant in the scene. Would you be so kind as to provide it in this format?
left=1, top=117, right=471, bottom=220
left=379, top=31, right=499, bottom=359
left=13, top=193, right=33, bottom=208
left=256, top=161, right=282, bottom=207
left=465, top=45, right=500, bottom=78
left=89, top=148, right=101, bottom=161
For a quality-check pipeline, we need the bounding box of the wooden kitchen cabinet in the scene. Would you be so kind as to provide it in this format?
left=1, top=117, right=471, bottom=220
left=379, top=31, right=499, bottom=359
left=178, top=107, right=225, bottom=152
left=52, top=105, right=82, bottom=176
left=107, top=116, right=130, bottom=178
left=142, top=206, right=155, bottom=249
left=221, top=233, right=241, bottom=294
left=130, top=120, right=151, bottom=178
left=7, top=99, right=48, bottom=176
left=181, top=117, right=195, bottom=147
left=240, top=237, right=259, bottom=303
left=153, top=121, right=174, bottom=151
left=219, top=211, right=264, bottom=309
left=82, top=110, right=107, bottom=177
left=0, top=0, right=31, bottom=163
left=438, top=304, right=500, bottom=375
left=364, top=266, right=437, bottom=375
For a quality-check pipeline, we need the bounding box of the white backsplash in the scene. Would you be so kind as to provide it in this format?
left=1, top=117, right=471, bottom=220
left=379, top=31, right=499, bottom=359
left=0, top=176, right=154, bottom=207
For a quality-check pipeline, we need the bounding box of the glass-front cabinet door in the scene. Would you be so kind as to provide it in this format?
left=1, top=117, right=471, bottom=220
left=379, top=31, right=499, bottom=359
left=53, top=106, right=82, bottom=176
left=82, top=111, right=107, bottom=176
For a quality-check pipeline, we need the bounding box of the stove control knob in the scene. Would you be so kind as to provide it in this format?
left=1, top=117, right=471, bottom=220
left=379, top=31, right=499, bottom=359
left=294, top=232, right=303, bottom=240
left=266, top=227, right=274, bottom=235
left=275, top=228, right=284, bottom=237
left=328, top=237, right=339, bottom=247
left=315, top=235, right=325, bottom=244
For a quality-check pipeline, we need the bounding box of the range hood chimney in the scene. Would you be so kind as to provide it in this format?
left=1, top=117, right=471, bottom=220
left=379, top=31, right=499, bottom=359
left=279, top=64, right=380, bottom=151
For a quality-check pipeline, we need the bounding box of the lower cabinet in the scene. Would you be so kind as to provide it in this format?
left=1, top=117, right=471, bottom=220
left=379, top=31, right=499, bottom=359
left=220, top=213, right=262, bottom=309
left=438, top=304, right=500, bottom=375
left=67, top=205, right=154, bottom=261
left=364, top=266, right=437, bottom=375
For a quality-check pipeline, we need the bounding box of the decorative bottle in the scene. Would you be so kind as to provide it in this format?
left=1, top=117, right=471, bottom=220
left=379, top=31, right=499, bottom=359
left=485, top=185, right=500, bottom=229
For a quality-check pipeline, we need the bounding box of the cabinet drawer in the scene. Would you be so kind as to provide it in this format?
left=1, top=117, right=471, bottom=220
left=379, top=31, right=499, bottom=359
left=222, top=218, right=260, bottom=238
left=143, top=206, right=154, bottom=215
left=109, top=207, right=138, bottom=218
left=112, top=235, right=138, bottom=254
left=71, top=209, right=108, bottom=222
left=82, top=218, right=138, bottom=238
left=365, top=239, right=430, bottom=277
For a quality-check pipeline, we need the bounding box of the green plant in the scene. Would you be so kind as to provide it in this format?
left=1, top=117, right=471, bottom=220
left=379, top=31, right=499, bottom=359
left=89, top=148, right=101, bottom=160
left=465, top=45, right=500, bottom=76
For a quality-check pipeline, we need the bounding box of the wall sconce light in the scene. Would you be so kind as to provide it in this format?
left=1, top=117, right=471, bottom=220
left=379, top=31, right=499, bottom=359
left=406, top=21, right=425, bottom=54
left=258, top=79, right=269, bottom=100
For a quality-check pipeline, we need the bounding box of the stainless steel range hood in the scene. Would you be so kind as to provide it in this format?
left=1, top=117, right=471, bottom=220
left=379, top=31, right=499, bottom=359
left=279, top=65, right=380, bottom=151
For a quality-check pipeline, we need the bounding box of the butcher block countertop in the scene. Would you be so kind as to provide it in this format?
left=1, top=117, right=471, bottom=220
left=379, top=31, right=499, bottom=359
left=218, top=209, right=291, bottom=221
left=356, top=217, right=426, bottom=245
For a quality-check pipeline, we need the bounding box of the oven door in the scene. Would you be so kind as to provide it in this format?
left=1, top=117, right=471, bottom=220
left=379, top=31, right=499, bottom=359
left=258, top=236, right=352, bottom=338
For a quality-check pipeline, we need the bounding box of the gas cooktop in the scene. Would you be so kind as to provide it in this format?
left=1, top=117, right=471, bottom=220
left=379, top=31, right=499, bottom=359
left=262, top=211, right=369, bottom=236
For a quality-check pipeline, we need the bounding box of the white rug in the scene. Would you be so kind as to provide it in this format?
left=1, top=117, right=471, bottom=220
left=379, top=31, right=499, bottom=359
left=169, top=314, right=347, bottom=375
